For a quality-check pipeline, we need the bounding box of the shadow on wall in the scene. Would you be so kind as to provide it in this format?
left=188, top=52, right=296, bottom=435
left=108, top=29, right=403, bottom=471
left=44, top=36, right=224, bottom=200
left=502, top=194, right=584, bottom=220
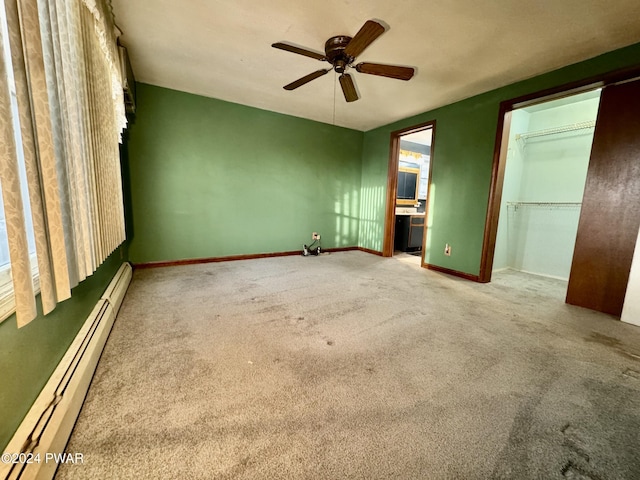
left=334, top=181, right=360, bottom=247
left=358, top=184, right=385, bottom=251
left=423, top=183, right=435, bottom=261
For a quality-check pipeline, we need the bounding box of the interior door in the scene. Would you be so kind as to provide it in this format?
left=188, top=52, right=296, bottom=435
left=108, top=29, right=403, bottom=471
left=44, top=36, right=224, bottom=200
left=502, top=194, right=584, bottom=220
left=566, top=78, right=640, bottom=316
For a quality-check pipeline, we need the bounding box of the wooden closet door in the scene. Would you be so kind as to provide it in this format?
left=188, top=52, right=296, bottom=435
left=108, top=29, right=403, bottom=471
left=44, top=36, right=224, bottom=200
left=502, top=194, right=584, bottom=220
left=566, top=78, right=640, bottom=316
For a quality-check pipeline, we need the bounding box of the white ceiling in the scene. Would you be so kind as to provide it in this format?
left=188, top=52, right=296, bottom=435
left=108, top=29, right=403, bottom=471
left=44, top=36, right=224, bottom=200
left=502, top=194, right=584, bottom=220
left=403, top=129, right=432, bottom=146
left=111, top=0, right=640, bottom=132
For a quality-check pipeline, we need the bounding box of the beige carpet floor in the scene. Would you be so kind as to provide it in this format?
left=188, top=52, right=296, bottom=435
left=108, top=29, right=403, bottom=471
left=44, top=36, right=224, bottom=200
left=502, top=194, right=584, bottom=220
left=56, top=251, right=640, bottom=479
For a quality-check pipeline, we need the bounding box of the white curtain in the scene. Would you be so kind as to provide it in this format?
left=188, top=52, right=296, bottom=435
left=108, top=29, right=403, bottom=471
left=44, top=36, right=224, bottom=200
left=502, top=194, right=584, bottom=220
left=0, top=0, right=126, bottom=327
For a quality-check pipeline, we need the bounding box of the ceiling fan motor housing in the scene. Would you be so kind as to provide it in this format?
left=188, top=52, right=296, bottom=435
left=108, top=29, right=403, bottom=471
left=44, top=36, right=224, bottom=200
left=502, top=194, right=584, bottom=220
left=325, top=36, right=354, bottom=73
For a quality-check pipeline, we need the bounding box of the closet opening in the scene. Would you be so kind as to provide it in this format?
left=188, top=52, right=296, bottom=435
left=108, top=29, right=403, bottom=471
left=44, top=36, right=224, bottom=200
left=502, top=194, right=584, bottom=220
left=490, top=89, right=602, bottom=294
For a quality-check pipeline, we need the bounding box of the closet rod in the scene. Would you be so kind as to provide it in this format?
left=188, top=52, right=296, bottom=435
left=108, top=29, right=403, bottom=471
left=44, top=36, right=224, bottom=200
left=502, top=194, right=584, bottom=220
left=515, top=120, right=596, bottom=141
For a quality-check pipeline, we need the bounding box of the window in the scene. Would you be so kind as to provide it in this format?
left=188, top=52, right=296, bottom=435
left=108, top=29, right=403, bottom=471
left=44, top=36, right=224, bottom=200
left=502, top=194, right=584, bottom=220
left=0, top=2, right=38, bottom=324
left=0, top=0, right=127, bottom=327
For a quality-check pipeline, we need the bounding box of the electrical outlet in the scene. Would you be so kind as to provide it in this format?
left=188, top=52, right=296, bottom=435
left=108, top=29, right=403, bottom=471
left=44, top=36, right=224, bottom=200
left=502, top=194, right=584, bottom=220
left=444, top=244, right=451, bottom=256
left=312, top=232, right=320, bottom=240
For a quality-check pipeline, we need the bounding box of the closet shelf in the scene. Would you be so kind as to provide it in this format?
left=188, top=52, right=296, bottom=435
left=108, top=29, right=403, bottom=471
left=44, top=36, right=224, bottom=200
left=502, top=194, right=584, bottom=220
left=515, top=120, right=596, bottom=143
left=506, top=201, right=582, bottom=211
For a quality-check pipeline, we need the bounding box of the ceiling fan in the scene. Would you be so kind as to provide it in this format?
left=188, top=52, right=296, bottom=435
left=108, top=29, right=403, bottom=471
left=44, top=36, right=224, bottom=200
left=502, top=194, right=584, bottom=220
left=272, top=20, right=415, bottom=102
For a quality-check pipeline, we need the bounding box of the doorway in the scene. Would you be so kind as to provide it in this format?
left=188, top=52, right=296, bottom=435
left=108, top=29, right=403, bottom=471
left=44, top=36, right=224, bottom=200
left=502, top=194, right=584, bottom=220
left=383, top=121, right=435, bottom=263
left=492, top=89, right=602, bottom=291
left=482, top=74, right=640, bottom=317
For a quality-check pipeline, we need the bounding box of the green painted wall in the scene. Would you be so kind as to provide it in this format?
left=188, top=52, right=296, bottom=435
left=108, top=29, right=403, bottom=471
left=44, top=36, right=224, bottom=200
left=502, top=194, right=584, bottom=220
left=0, top=247, right=124, bottom=452
left=127, top=84, right=364, bottom=263
left=359, top=42, right=640, bottom=276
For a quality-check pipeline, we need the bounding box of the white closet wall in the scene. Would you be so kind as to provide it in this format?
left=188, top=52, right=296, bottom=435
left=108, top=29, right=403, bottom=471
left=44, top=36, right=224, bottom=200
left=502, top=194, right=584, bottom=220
left=493, top=109, right=529, bottom=271
left=622, top=223, right=640, bottom=326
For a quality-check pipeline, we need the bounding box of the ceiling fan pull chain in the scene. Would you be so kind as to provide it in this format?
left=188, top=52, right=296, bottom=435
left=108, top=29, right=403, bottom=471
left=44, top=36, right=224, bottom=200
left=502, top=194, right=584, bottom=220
left=333, top=72, right=336, bottom=125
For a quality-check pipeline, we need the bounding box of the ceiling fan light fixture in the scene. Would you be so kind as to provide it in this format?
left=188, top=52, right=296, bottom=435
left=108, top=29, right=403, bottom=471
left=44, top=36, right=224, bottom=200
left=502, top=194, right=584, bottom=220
left=334, top=59, right=347, bottom=74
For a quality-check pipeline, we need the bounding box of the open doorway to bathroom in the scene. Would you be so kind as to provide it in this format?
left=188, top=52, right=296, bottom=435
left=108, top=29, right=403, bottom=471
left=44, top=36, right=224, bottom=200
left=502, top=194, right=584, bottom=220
left=491, top=89, right=602, bottom=293
left=383, top=121, right=435, bottom=264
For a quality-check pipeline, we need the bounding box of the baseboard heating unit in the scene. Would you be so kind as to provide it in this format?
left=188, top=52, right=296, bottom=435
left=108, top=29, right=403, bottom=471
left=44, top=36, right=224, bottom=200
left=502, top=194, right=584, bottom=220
left=0, top=262, right=133, bottom=480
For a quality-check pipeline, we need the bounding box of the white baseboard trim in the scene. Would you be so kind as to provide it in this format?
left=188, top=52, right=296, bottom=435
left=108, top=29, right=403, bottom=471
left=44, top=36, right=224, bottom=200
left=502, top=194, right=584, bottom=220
left=494, top=267, right=568, bottom=282
left=491, top=267, right=510, bottom=274
left=0, top=262, right=132, bottom=480
left=515, top=268, right=569, bottom=282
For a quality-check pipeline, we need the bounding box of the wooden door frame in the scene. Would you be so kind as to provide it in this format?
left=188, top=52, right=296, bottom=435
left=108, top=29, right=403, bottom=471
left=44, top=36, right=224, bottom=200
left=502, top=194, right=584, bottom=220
left=382, top=120, right=436, bottom=259
left=478, top=64, right=640, bottom=283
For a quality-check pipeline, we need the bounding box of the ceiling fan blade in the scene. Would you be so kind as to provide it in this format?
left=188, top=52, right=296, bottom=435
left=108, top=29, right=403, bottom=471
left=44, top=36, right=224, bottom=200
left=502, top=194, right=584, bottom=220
left=355, top=62, right=415, bottom=81
left=344, top=20, right=385, bottom=58
left=339, top=74, right=359, bottom=102
left=272, top=42, right=326, bottom=61
left=283, top=69, right=331, bottom=90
